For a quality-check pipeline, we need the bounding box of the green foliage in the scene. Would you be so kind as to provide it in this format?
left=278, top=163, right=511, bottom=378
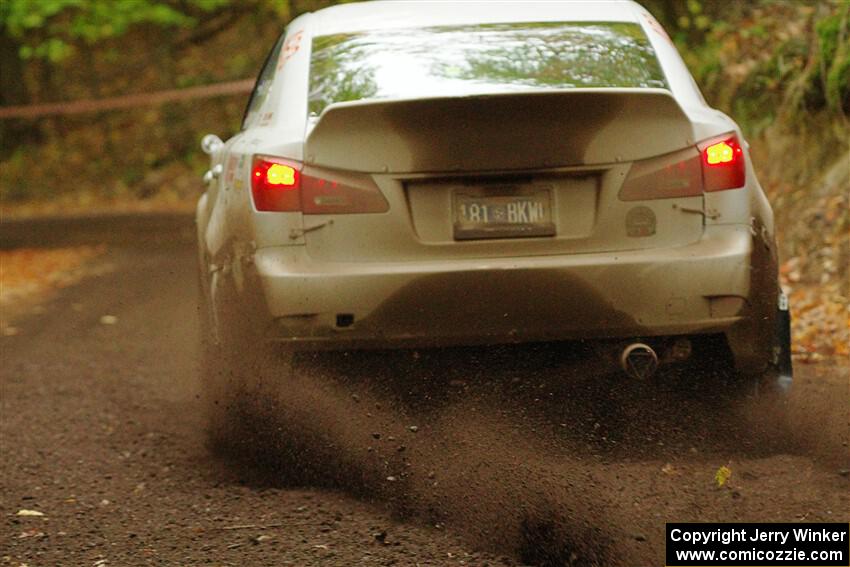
left=816, top=5, right=850, bottom=112
left=642, top=0, right=848, bottom=138
left=675, top=0, right=712, bottom=36
left=0, top=0, right=227, bottom=61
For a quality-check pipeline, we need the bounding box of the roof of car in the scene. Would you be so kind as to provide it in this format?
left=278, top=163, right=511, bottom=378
left=306, top=0, right=644, bottom=36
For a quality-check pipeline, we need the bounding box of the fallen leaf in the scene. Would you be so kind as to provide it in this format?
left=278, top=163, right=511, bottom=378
left=16, top=509, right=44, bottom=517
left=715, top=465, right=732, bottom=488
left=661, top=463, right=678, bottom=475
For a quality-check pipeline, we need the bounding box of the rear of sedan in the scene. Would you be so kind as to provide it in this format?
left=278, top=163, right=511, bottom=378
left=198, top=1, right=790, bottom=385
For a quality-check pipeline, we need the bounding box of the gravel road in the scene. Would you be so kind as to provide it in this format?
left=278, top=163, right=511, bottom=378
left=1, top=240, right=847, bottom=566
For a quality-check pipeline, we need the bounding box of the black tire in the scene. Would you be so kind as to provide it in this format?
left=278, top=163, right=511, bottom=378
left=742, top=304, right=794, bottom=399
left=677, top=332, right=790, bottom=401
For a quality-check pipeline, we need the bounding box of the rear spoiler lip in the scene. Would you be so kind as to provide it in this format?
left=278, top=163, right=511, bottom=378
left=310, top=86, right=678, bottom=116
left=304, top=88, right=696, bottom=174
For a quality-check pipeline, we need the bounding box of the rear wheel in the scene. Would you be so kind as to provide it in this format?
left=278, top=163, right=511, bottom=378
left=679, top=325, right=791, bottom=401
left=747, top=303, right=793, bottom=398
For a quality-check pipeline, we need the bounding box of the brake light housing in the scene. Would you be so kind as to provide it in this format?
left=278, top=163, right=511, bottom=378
left=250, top=155, right=389, bottom=214
left=619, top=133, right=746, bottom=201
left=251, top=157, right=301, bottom=212
left=619, top=146, right=703, bottom=201
left=698, top=134, right=746, bottom=191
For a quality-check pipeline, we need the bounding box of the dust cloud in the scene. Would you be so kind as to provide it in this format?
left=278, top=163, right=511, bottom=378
left=206, top=342, right=849, bottom=567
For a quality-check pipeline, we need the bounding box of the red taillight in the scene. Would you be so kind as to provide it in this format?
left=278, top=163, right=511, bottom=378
left=250, top=155, right=389, bottom=214
left=252, top=156, right=301, bottom=212
left=619, top=133, right=746, bottom=200
left=698, top=134, right=746, bottom=191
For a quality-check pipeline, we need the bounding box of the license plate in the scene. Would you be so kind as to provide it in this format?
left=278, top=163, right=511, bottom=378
left=453, top=188, right=555, bottom=240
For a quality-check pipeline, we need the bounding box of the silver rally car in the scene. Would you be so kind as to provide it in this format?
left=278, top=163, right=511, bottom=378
left=196, top=0, right=792, bottom=402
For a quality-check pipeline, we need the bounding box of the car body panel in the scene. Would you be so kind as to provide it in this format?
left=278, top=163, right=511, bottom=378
left=255, top=224, right=752, bottom=341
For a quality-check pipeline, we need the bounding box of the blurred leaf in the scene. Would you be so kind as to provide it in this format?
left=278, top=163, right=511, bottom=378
left=715, top=465, right=732, bottom=488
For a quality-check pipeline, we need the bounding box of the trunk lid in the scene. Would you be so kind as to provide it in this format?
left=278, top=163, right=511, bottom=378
left=304, top=89, right=695, bottom=173
left=301, top=89, right=705, bottom=262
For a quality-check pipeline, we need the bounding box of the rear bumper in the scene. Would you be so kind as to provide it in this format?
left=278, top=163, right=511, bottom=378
left=250, top=225, right=756, bottom=348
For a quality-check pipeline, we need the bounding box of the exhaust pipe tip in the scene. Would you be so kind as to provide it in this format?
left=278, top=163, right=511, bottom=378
left=620, top=342, right=659, bottom=380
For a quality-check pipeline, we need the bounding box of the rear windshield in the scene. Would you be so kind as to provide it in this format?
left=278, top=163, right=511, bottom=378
left=309, top=22, right=667, bottom=115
